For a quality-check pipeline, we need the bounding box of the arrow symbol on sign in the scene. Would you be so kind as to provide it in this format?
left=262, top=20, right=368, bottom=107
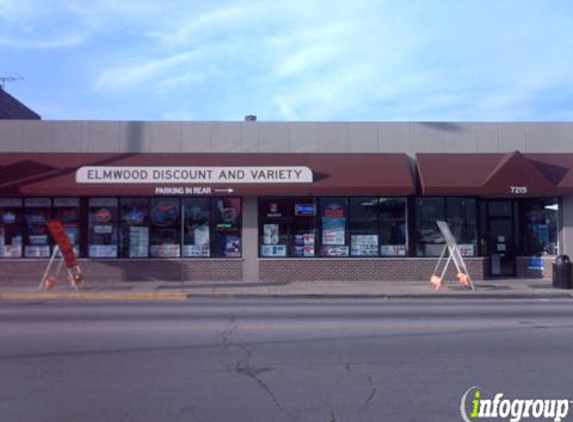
left=214, top=188, right=234, bottom=193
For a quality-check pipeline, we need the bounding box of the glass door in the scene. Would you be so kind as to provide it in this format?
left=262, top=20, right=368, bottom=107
left=487, top=201, right=516, bottom=277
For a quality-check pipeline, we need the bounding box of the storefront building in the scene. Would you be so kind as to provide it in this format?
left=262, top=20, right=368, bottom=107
left=1, top=120, right=572, bottom=283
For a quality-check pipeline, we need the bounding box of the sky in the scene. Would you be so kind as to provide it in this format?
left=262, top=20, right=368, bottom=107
left=1, top=0, right=573, bottom=121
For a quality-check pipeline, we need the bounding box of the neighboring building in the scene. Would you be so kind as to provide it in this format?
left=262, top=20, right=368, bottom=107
left=0, top=120, right=572, bottom=283
left=0, top=87, right=41, bottom=120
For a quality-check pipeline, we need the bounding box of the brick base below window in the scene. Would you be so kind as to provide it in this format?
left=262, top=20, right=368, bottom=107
left=0, top=259, right=243, bottom=285
left=515, top=256, right=554, bottom=279
left=0, top=256, right=553, bottom=285
left=259, top=258, right=486, bottom=282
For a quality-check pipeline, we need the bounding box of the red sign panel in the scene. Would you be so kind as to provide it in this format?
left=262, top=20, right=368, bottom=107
left=46, top=220, right=77, bottom=268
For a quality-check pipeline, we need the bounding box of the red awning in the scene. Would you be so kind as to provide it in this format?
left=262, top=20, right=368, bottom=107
left=0, top=153, right=415, bottom=197
left=417, top=151, right=573, bottom=197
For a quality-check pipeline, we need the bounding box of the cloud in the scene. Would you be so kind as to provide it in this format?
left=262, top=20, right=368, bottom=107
left=0, top=33, right=88, bottom=49
left=5, top=0, right=573, bottom=120
left=94, top=50, right=204, bottom=92
left=0, top=0, right=96, bottom=49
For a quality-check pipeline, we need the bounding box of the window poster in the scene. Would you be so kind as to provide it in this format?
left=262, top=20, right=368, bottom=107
left=292, top=232, right=315, bottom=257
left=322, top=217, right=345, bottom=245
left=322, top=245, right=349, bottom=257
left=184, top=244, right=210, bottom=257
left=351, top=235, right=379, bottom=256
left=129, top=226, right=149, bottom=257
left=458, top=244, right=475, bottom=257
left=261, top=245, right=287, bottom=257
left=183, top=223, right=210, bottom=257
left=194, top=224, right=210, bottom=247
left=89, top=198, right=118, bottom=258
left=263, top=224, right=280, bottom=245
left=0, top=198, right=23, bottom=258
left=225, top=235, right=241, bottom=258
left=380, top=245, right=407, bottom=256
left=0, top=245, right=21, bottom=258
left=150, top=244, right=180, bottom=258
left=89, top=244, right=118, bottom=258
left=150, top=199, right=180, bottom=258
left=0, top=224, right=21, bottom=257
left=94, top=224, right=113, bottom=234
left=25, top=198, right=50, bottom=258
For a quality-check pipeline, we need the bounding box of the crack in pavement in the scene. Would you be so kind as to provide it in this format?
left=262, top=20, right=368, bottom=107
left=214, top=313, right=302, bottom=421
left=346, top=363, right=378, bottom=411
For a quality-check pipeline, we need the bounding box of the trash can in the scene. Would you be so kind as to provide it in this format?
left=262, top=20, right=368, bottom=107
left=553, top=255, right=572, bottom=289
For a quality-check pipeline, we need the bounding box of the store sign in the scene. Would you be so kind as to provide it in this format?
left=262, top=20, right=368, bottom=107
left=510, top=186, right=528, bottom=194
left=294, top=204, right=316, bottom=216
left=77, top=166, right=313, bottom=184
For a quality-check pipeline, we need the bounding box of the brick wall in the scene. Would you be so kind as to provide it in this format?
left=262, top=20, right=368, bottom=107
left=0, top=259, right=243, bottom=285
left=259, top=258, right=486, bottom=282
left=1, top=256, right=552, bottom=285
left=516, top=256, right=554, bottom=279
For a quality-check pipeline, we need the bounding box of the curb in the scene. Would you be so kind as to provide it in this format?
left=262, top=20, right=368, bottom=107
left=0, top=291, right=188, bottom=301
left=1, top=291, right=572, bottom=301
left=182, top=293, right=573, bottom=300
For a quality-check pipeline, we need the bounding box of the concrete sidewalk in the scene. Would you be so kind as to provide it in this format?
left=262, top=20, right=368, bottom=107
left=1, top=279, right=572, bottom=300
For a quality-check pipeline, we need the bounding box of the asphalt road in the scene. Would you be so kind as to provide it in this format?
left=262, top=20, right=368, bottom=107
left=1, top=298, right=573, bottom=422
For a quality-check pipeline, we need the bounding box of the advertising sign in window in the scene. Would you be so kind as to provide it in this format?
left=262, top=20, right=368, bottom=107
left=322, top=217, right=345, bottom=245
left=24, top=198, right=51, bottom=258
left=351, top=235, right=379, bottom=256
left=0, top=198, right=23, bottom=258
left=380, top=245, right=407, bottom=256
left=150, top=199, right=181, bottom=258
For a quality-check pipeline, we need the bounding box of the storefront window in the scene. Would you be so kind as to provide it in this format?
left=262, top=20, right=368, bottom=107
left=150, top=198, right=181, bottom=258
left=320, top=197, right=349, bottom=257
left=521, top=198, right=559, bottom=256
left=349, top=197, right=379, bottom=257
left=182, top=198, right=211, bottom=257
left=24, top=198, right=51, bottom=258
left=120, top=198, right=150, bottom=258
left=211, top=198, right=242, bottom=258
left=88, top=198, right=118, bottom=258
left=259, top=198, right=290, bottom=257
left=0, top=198, right=23, bottom=258
left=290, top=199, right=317, bottom=257
left=446, top=198, right=477, bottom=256
left=379, top=198, right=407, bottom=256
left=53, top=198, right=81, bottom=255
left=416, top=198, right=445, bottom=257
left=416, top=197, right=477, bottom=257
left=259, top=196, right=407, bottom=258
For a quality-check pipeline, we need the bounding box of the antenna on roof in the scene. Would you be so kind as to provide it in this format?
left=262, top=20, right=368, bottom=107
left=0, top=76, right=24, bottom=89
